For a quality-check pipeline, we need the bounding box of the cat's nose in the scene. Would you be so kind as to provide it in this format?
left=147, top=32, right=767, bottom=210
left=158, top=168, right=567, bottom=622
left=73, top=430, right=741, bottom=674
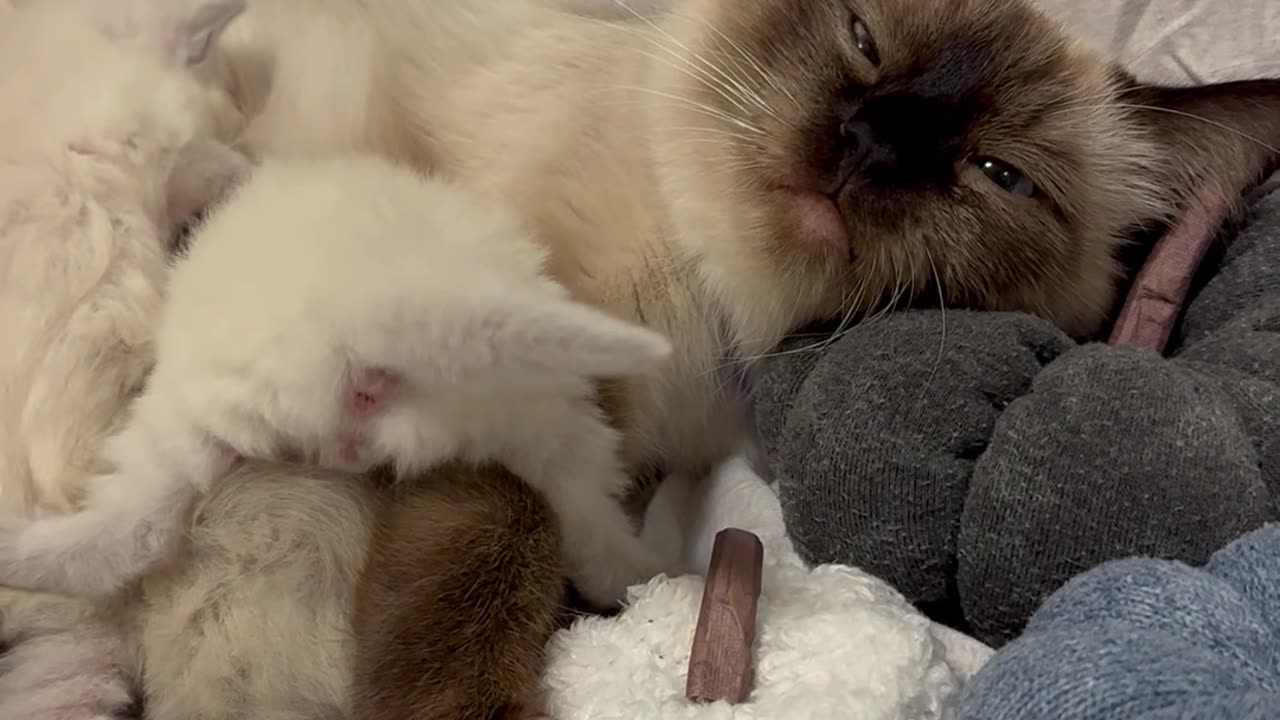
left=839, top=119, right=893, bottom=175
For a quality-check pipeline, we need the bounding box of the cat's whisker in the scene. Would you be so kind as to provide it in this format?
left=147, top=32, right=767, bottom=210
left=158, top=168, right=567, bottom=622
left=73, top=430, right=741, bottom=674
left=710, top=9, right=805, bottom=112
left=629, top=47, right=756, bottom=117
left=624, top=40, right=779, bottom=128
left=610, top=2, right=774, bottom=121
left=813, top=281, right=862, bottom=355
left=599, top=85, right=765, bottom=134
left=914, top=248, right=948, bottom=409
left=1176, top=58, right=1280, bottom=80
left=658, top=125, right=767, bottom=144
left=610, top=4, right=785, bottom=127
left=717, top=333, right=841, bottom=369
left=686, top=37, right=790, bottom=125
left=1104, top=103, right=1280, bottom=156
left=670, top=10, right=802, bottom=112
left=601, top=86, right=764, bottom=134
left=701, top=47, right=793, bottom=128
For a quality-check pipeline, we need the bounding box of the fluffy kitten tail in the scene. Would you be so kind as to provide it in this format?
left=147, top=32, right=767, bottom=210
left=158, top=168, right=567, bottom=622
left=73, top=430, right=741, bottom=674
left=0, top=477, right=200, bottom=598
left=351, top=463, right=565, bottom=720
left=0, top=402, right=225, bottom=598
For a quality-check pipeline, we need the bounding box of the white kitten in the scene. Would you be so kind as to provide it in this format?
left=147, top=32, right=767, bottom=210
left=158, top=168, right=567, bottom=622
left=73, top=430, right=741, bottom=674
left=0, top=153, right=673, bottom=609
left=0, top=1, right=248, bottom=718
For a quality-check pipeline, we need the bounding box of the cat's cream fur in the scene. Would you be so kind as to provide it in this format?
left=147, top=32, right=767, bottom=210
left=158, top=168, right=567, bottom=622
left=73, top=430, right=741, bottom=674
left=79, top=0, right=1280, bottom=717
left=0, top=153, right=671, bottom=608
left=0, top=2, right=248, bottom=719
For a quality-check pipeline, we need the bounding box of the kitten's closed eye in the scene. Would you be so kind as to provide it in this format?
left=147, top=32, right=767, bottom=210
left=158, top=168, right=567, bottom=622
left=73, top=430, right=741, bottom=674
left=850, top=15, right=879, bottom=66
left=973, top=157, right=1036, bottom=198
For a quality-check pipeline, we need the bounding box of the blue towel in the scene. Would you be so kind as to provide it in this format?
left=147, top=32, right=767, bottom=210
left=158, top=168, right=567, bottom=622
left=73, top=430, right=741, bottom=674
left=955, top=523, right=1280, bottom=719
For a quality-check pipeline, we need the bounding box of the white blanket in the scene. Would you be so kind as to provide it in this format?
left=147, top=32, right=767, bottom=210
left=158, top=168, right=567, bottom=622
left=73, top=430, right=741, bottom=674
left=1040, top=0, right=1280, bottom=85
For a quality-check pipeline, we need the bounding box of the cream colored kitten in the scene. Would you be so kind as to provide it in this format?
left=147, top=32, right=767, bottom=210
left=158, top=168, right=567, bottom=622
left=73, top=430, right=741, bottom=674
left=0, top=0, right=246, bottom=519
left=0, top=2, right=246, bottom=718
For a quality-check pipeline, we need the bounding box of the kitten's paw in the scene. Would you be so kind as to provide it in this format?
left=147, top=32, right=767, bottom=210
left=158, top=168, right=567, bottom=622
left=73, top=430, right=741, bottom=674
left=566, top=536, right=666, bottom=609
left=346, top=367, right=399, bottom=419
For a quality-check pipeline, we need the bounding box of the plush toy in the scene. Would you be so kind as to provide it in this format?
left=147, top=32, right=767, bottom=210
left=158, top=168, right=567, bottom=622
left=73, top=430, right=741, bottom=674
left=539, top=459, right=994, bottom=719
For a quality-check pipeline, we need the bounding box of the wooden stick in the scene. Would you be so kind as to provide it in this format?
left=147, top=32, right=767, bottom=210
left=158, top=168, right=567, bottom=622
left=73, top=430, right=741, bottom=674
left=685, top=528, right=764, bottom=704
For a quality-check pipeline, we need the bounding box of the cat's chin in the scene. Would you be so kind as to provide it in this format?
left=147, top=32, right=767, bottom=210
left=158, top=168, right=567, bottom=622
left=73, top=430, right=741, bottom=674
left=776, top=186, right=848, bottom=255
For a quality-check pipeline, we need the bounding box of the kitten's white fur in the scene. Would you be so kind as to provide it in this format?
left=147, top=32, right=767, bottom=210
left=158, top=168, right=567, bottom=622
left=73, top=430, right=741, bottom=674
left=0, top=1, right=247, bottom=717
left=0, top=153, right=673, bottom=608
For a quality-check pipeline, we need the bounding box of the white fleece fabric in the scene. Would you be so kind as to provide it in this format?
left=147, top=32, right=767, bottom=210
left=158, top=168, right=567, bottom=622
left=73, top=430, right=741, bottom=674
left=1039, top=0, right=1280, bottom=85
left=540, top=460, right=995, bottom=719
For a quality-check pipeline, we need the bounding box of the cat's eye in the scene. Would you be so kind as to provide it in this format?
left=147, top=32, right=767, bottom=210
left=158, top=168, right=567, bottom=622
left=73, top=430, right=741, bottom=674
left=974, top=157, right=1037, bottom=198
left=850, top=15, right=880, bottom=66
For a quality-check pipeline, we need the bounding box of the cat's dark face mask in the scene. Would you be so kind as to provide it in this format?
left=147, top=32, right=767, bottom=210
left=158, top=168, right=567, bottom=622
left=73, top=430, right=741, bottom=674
left=651, top=0, right=1280, bottom=340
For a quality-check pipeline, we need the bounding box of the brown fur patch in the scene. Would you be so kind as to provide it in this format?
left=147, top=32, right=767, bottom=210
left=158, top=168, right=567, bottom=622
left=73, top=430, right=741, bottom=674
left=351, top=463, right=565, bottom=720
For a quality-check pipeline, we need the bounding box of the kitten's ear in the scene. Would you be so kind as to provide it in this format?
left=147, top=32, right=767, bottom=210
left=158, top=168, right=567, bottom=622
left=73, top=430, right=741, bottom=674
left=170, top=0, right=245, bottom=65
left=165, top=139, right=250, bottom=229
left=492, top=297, right=673, bottom=382
left=1120, top=75, right=1280, bottom=212
left=82, top=0, right=244, bottom=65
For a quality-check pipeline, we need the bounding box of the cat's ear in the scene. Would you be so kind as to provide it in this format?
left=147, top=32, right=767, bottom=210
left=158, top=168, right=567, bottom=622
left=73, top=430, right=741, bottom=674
left=486, top=296, right=673, bottom=383
left=168, top=0, right=245, bottom=65
left=1119, top=75, right=1280, bottom=213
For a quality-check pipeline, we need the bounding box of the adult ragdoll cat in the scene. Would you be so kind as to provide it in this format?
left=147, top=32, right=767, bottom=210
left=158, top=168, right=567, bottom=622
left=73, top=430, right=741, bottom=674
left=0, top=1, right=247, bottom=719
left=209, top=0, right=1280, bottom=521
left=0, top=152, right=672, bottom=609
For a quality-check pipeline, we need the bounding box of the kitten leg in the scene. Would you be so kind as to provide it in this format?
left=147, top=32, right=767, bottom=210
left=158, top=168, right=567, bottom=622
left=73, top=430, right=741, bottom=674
left=547, top=480, right=668, bottom=608
left=682, top=454, right=788, bottom=575
left=0, top=396, right=234, bottom=597
left=507, top=405, right=668, bottom=608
